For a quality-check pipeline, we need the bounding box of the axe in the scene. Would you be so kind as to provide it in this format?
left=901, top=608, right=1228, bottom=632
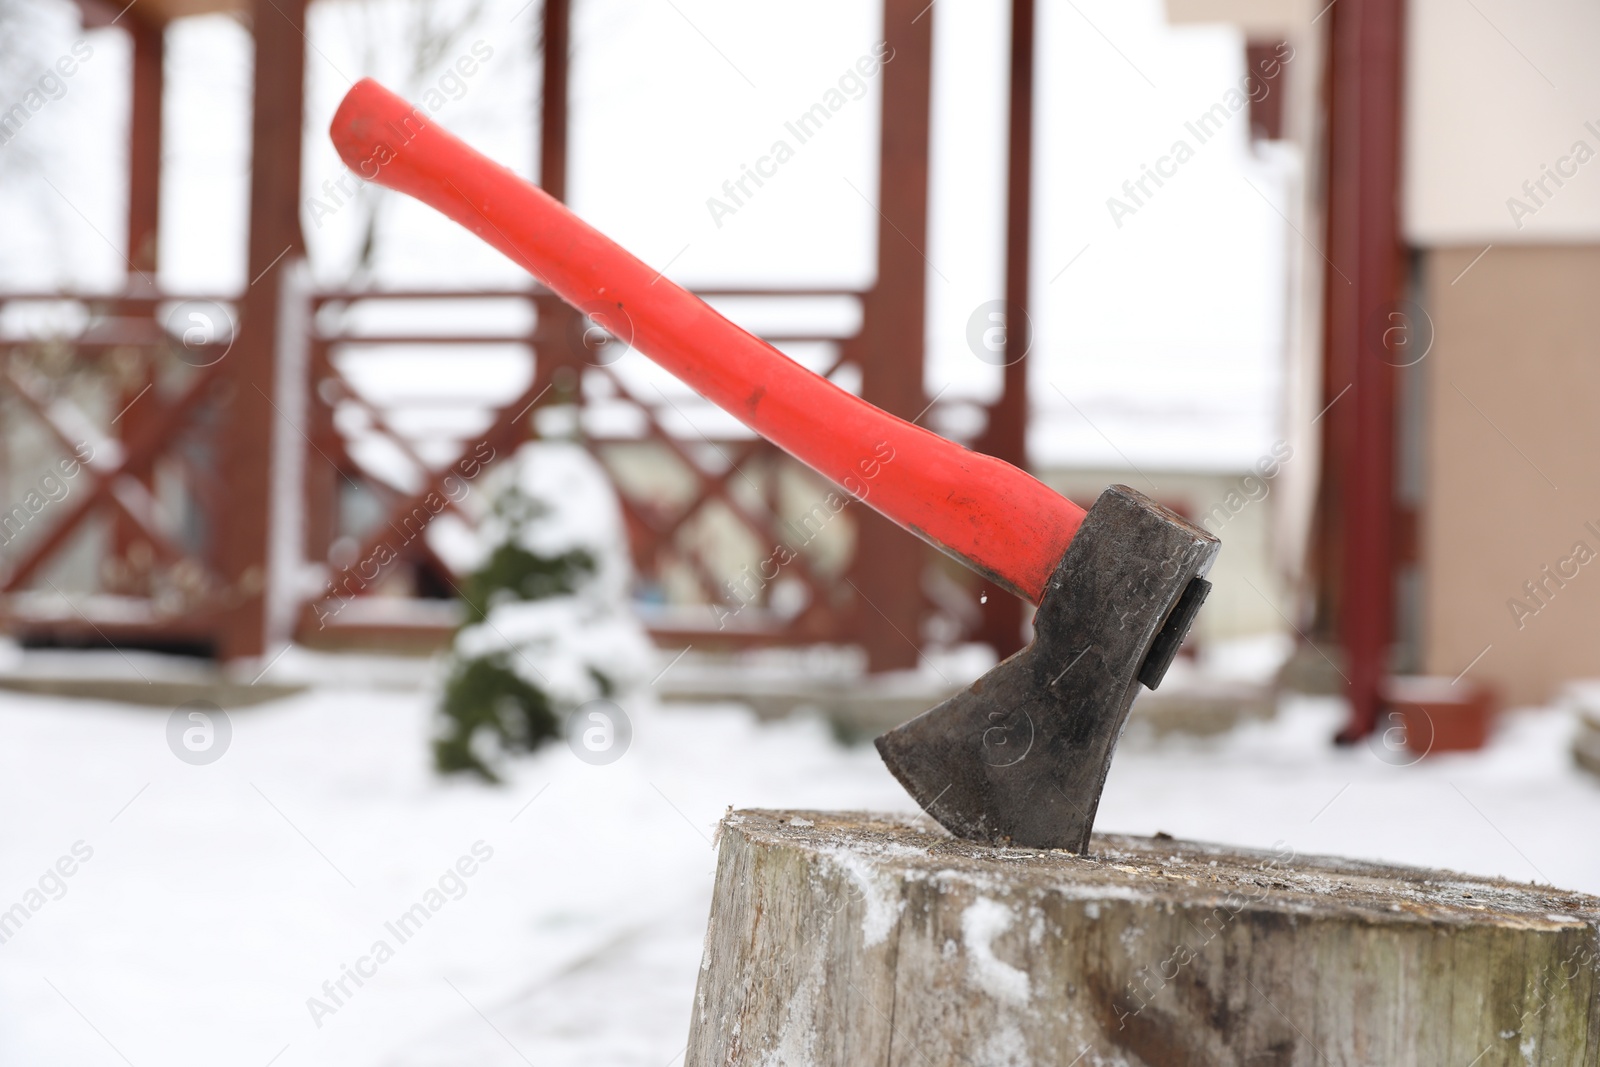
left=330, top=80, right=1219, bottom=852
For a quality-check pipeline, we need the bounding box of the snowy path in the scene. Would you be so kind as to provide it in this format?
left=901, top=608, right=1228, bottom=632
left=0, top=685, right=1595, bottom=1065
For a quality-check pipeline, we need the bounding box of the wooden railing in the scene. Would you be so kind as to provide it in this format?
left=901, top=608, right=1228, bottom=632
left=0, top=290, right=235, bottom=650
left=0, top=284, right=976, bottom=655
left=298, top=285, right=895, bottom=650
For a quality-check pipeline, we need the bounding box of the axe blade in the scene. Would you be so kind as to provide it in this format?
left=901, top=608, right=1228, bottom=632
left=876, top=485, right=1220, bottom=852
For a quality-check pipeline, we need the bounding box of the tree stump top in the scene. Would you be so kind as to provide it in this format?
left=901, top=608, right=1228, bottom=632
left=723, top=808, right=1600, bottom=933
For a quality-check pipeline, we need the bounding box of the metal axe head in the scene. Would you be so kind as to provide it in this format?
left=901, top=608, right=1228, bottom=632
left=876, top=485, right=1219, bottom=852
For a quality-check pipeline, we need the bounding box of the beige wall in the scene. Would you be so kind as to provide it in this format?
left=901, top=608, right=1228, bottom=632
left=1165, top=0, right=1314, bottom=36
left=1423, top=245, right=1600, bottom=705
left=1406, top=0, right=1600, bottom=244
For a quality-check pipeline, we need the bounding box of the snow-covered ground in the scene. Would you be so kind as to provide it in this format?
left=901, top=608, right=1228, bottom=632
left=0, top=676, right=1595, bottom=1066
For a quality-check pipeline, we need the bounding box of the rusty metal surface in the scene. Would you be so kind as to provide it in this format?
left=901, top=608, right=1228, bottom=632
left=1321, top=0, right=1406, bottom=741
left=876, top=485, right=1220, bottom=851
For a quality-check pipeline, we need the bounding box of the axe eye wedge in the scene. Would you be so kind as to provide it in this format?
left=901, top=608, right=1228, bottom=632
left=1138, top=576, right=1212, bottom=691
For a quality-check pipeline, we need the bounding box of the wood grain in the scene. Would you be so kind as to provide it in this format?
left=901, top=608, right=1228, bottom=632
left=686, top=809, right=1600, bottom=1066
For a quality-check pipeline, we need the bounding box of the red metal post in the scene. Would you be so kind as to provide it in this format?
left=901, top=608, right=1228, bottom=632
left=113, top=14, right=165, bottom=575
left=127, top=15, right=162, bottom=276
left=539, top=0, right=570, bottom=203
left=218, top=0, right=308, bottom=659
left=853, top=0, right=935, bottom=670
left=975, top=0, right=1036, bottom=661
left=1244, top=40, right=1288, bottom=142
left=532, top=0, right=581, bottom=406
left=1324, top=0, right=1406, bottom=739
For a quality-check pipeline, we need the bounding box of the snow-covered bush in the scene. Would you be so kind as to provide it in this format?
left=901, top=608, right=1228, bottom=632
left=435, top=441, right=653, bottom=780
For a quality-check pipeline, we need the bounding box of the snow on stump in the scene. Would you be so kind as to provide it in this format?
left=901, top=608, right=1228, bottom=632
left=687, top=810, right=1600, bottom=1066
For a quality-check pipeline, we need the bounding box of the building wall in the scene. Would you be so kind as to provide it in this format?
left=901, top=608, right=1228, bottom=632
left=1422, top=245, right=1600, bottom=705
left=1405, top=0, right=1600, bottom=244
left=1165, top=0, right=1314, bottom=37
left=1407, top=0, right=1600, bottom=704
left=1167, top=0, right=1600, bottom=703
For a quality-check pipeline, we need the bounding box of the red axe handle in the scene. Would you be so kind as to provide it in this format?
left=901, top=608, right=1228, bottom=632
left=329, top=79, right=1085, bottom=604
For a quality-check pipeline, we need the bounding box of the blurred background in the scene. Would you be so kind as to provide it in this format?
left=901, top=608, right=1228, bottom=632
left=0, top=0, right=1597, bottom=1062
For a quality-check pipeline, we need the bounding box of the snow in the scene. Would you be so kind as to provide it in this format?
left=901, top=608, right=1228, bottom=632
left=446, top=440, right=654, bottom=719
left=0, top=678, right=1596, bottom=1065
left=817, top=842, right=913, bottom=948
left=489, top=441, right=632, bottom=593
left=0, top=685, right=905, bottom=1066
left=961, top=897, right=1031, bottom=1006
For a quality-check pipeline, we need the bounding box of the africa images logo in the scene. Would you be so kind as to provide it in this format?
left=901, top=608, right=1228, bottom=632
left=166, top=700, right=231, bottom=766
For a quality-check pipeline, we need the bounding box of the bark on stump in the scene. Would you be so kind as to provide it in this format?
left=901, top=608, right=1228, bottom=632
left=687, top=809, right=1600, bottom=1066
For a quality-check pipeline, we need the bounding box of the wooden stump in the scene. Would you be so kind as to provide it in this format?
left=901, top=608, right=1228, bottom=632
left=687, top=810, right=1600, bottom=1066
